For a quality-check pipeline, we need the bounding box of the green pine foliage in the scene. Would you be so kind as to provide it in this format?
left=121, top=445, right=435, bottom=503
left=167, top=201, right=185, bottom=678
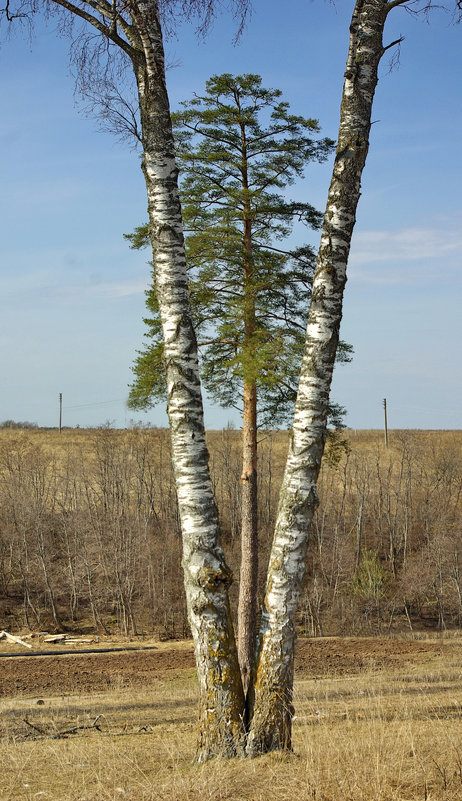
left=127, top=73, right=351, bottom=426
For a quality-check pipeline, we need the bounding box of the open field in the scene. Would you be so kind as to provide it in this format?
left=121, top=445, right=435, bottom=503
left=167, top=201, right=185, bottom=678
left=1, top=634, right=462, bottom=800
left=1, top=426, right=462, bottom=637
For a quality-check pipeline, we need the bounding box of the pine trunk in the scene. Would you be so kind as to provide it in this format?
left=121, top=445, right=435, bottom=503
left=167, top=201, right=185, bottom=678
left=132, top=0, right=245, bottom=761
left=246, top=0, right=391, bottom=756
left=238, top=376, right=258, bottom=700
left=238, top=179, right=259, bottom=700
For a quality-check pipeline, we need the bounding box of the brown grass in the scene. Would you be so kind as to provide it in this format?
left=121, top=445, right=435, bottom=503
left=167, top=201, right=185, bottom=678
left=2, top=638, right=462, bottom=800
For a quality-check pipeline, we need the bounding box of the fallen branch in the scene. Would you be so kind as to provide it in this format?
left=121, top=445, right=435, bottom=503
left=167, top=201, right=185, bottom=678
left=22, top=718, right=47, bottom=735
left=53, top=715, right=103, bottom=738
left=65, top=638, right=96, bottom=644
left=22, top=715, right=103, bottom=739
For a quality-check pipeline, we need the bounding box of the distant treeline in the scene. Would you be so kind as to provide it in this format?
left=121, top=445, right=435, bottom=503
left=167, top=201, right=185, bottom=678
left=0, top=427, right=461, bottom=637
left=0, top=420, right=38, bottom=429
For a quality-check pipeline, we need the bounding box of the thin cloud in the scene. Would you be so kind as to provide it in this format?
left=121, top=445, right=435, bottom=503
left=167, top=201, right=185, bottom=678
left=348, top=215, right=462, bottom=284
left=37, top=277, right=147, bottom=302
left=0, top=269, right=146, bottom=305
left=80, top=279, right=147, bottom=298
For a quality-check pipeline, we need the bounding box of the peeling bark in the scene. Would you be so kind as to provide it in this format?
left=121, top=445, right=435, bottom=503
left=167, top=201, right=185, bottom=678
left=247, top=0, right=393, bottom=756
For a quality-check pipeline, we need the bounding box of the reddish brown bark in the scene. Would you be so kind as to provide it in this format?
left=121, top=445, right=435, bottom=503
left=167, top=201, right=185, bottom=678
left=237, top=113, right=259, bottom=698
left=238, top=374, right=258, bottom=698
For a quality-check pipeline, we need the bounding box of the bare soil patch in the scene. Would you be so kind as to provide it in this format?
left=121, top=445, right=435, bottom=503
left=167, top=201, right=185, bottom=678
left=0, top=635, right=451, bottom=698
left=0, top=647, right=195, bottom=697
left=295, top=635, right=446, bottom=677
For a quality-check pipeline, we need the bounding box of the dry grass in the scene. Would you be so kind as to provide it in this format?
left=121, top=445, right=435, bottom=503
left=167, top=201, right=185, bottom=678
left=2, top=640, right=462, bottom=800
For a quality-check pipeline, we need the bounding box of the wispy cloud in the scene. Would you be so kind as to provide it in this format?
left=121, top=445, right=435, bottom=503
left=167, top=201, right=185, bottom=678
left=0, top=242, right=147, bottom=305
left=348, top=214, right=462, bottom=284
left=56, top=278, right=147, bottom=300
left=0, top=274, right=147, bottom=304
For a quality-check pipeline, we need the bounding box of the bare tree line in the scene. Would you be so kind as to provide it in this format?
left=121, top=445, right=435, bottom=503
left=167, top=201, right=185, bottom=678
left=0, top=428, right=183, bottom=636
left=0, top=428, right=461, bottom=637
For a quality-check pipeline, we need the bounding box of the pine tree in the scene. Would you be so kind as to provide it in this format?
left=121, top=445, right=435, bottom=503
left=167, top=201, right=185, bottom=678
left=127, top=73, right=350, bottom=694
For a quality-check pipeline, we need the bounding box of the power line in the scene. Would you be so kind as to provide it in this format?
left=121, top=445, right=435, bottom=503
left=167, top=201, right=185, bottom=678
left=64, top=398, right=127, bottom=410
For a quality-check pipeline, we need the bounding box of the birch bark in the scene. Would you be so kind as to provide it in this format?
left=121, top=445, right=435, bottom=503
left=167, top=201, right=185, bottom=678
left=246, top=0, right=398, bottom=755
left=130, top=0, right=245, bottom=761
left=14, top=0, right=246, bottom=759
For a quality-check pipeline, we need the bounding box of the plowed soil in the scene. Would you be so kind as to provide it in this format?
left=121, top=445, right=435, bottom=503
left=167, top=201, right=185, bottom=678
left=295, top=636, right=445, bottom=676
left=0, top=636, right=450, bottom=698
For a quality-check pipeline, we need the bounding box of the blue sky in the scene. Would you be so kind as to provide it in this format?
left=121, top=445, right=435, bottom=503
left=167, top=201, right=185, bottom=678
left=0, top=1, right=460, bottom=430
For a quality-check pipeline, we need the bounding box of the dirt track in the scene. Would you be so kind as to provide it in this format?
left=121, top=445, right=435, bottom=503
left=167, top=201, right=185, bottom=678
left=0, top=637, right=450, bottom=698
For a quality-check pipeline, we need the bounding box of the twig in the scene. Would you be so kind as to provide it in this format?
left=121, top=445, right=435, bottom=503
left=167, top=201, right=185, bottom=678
left=0, top=0, right=28, bottom=21
left=54, top=715, right=103, bottom=738
left=431, top=757, right=448, bottom=792
left=22, top=714, right=103, bottom=739
left=22, top=718, right=47, bottom=735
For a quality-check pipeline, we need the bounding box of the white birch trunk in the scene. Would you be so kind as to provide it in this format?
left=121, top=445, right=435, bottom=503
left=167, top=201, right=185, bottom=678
left=247, top=0, right=396, bottom=755
left=130, top=0, right=245, bottom=761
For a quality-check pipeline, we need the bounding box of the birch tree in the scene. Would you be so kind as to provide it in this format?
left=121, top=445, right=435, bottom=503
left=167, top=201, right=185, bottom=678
left=246, top=0, right=462, bottom=755
left=1, top=0, right=252, bottom=761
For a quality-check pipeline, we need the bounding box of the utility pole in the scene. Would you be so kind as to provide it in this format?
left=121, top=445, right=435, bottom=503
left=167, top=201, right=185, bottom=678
left=383, top=398, right=388, bottom=449
left=59, top=393, right=63, bottom=433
